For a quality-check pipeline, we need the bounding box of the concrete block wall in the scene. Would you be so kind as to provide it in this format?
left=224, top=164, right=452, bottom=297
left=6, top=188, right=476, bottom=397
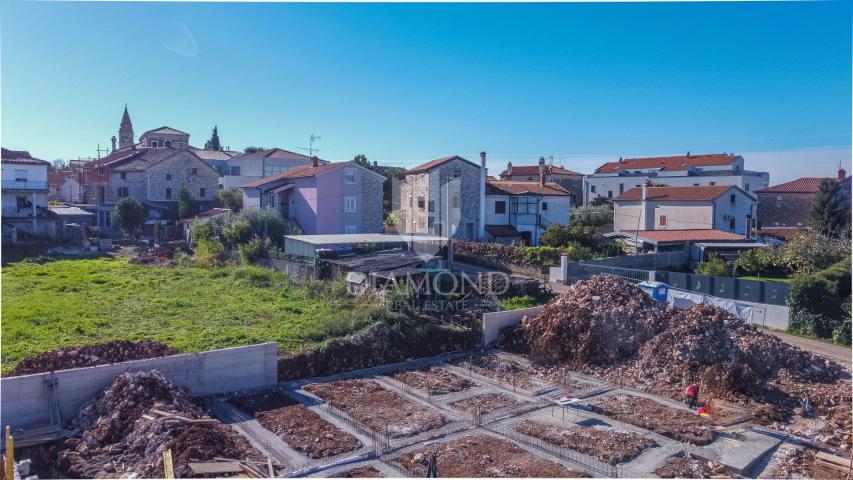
left=1, top=343, right=277, bottom=431
left=482, top=306, right=544, bottom=346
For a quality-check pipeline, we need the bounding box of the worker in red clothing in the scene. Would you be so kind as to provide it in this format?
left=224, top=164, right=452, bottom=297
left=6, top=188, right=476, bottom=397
left=685, top=383, right=699, bottom=409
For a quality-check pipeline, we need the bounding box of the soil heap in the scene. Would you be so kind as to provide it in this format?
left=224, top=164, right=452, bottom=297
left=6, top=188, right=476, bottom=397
left=9, top=340, right=180, bottom=376
left=56, top=370, right=260, bottom=478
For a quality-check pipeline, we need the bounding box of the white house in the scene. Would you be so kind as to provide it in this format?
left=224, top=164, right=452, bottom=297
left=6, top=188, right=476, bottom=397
left=484, top=179, right=572, bottom=246
left=584, top=153, right=769, bottom=204
left=219, top=148, right=326, bottom=190
left=2, top=148, right=52, bottom=238
left=613, top=184, right=757, bottom=236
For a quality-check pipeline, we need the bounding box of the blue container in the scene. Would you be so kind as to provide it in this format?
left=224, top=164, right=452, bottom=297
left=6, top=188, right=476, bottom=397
left=638, top=281, right=670, bottom=302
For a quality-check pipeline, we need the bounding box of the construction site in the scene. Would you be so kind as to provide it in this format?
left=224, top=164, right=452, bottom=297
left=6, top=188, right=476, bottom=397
left=2, top=275, right=851, bottom=479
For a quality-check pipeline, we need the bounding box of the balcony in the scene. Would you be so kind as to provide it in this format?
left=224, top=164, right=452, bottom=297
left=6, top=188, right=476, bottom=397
left=2, top=205, right=47, bottom=218
left=2, top=180, right=49, bottom=191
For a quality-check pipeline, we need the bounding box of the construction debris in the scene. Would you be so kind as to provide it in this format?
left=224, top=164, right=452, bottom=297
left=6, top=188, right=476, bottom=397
left=9, top=340, right=180, bottom=376
left=130, top=245, right=175, bottom=265
left=454, top=354, right=537, bottom=390
left=592, top=395, right=715, bottom=446
left=513, top=420, right=657, bottom=465
left=654, top=454, right=722, bottom=479
left=304, top=379, right=446, bottom=438
left=55, top=370, right=262, bottom=478
left=450, top=393, right=522, bottom=415
left=392, top=367, right=475, bottom=394
left=397, top=434, right=588, bottom=477
left=330, top=465, right=384, bottom=477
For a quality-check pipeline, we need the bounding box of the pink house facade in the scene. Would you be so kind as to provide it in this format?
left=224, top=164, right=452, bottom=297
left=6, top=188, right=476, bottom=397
left=241, top=160, right=385, bottom=235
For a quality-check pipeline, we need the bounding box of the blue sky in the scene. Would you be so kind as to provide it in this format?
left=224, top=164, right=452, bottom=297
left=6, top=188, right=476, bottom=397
left=2, top=1, right=851, bottom=183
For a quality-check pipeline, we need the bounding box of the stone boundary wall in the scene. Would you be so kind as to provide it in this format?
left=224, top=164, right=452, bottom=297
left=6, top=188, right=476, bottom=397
left=1, top=343, right=278, bottom=430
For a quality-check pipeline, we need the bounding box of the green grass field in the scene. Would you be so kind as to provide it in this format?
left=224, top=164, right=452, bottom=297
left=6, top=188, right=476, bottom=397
left=1, top=256, right=386, bottom=373
left=738, top=276, right=792, bottom=284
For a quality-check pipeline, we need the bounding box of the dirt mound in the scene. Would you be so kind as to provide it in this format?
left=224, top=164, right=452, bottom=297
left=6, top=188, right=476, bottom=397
left=523, top=275, right=671, bottom=366
left=10, top=340, right=179, bottom=376
left=56, top=370, right=261, bottom=478
left=130, top=246, right=175, bottom=265
left=655, top=455, right=719, bottom=478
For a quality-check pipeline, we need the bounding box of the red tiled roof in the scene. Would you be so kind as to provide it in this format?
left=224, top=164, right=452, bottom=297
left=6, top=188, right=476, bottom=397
left=625, top=229, right=746, bottom=242
left=614, top=185, right=734, bottom=202
left=595, top=153, right=739, bottom=174
left=499, top=165, right=583, bottom=177
left=407, top=155, right=478, bottom=174
left=757, top=178, right=829, bottom=194
left=758, top=227, right=802, bottom=240
left=485, top=225, right=522, bottom=237
left=48, top=170, right=67, bottom=187
left=241, top=162, right=349, bottom=188
left=486, top=180, right=570, bottom=196
left=1, top=148, right=50, bottom=166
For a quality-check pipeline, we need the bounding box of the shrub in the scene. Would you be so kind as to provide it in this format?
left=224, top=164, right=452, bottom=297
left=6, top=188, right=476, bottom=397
left=787, top=259, right=850, bottom=339
left=832, top=316, right=851, bottom=345
left=224, top=219, right=254, bottom=248
left=570, top=204, right=613, bottom=227
left=564, top=242, right=595, bottom=261
left=177, top=187, right=198, bottom=219
left=235, top=208, right=287, bottom=247
left=778, top=230, right=850, bottom=275
left=500, top=295, right=541, bottom=310
left=194, top=238, right=226, bottom=267
left=540, top=223, right=600, bottom=249
left=218, top=188, right=244, bottom=212
left=734, top=248, right=785, bottom=277
left=521, top=246, right=562, bottom=268
left=238, top=238, right=266, bottom=265
left=112, top=197, right=146, bottom=238
left=696, top=255, right=729, bottom=276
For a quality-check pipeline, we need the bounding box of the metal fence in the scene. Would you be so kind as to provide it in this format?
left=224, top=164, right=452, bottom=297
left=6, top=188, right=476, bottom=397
left=565, top=263, right=652, bottom=284
left=653, top=271, right=789, bottom=306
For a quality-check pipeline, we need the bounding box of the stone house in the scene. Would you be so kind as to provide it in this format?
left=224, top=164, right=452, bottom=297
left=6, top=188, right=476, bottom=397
left=399, top=154, right=484, bottom=240
left=498, top=157, right=584, bottom=205
left=756, top=169, right=849, bottom=238
left=241, top=159, right=385, bottom=235
left=484, top=179, right=572, bottom=246
left=138, top=126, right=190, bottom=149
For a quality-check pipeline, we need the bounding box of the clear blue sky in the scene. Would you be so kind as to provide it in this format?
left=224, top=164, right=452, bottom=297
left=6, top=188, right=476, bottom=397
left=2, top=1, right=851, bottom=183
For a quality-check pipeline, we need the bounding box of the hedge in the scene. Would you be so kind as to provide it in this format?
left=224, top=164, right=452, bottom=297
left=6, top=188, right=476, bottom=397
left=787, top=257, right=851, bottom=343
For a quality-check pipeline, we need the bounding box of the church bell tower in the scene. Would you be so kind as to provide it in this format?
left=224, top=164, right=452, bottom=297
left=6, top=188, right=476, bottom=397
left=119, top=104, right=134, bottom=149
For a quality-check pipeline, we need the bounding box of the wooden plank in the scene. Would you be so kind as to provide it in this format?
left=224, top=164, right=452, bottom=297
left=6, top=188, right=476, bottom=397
left=189, top=462, right=243, bottom=474
left=816, top=451, right=850, bottom=466
left=815, top=460, right=849, bottom=474
left=267, top=458, right=274, bottom=478
left=163, top=449, right=174, bottom=479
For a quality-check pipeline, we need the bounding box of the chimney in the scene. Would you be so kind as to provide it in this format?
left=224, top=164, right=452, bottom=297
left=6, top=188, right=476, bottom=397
left=479, top=151, right=487, bottom=240
left=373, top=160, right=378, bottom=168
left=111, top=136, right=117, bottom=152
left=619, top=156, right=623, bottom=163
left=839, top=168, right=846, bottom=181
left=507, top=161, right=513, bottom=176
left=538, top=156, right=546, bottom=186
left=311, top=156, right=319, bottom=168
left=641, top=181, right=654, bottom=230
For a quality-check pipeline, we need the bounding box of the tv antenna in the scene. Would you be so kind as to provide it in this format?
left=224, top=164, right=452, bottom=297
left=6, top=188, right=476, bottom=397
left=297, top=134, right=322, bottom=157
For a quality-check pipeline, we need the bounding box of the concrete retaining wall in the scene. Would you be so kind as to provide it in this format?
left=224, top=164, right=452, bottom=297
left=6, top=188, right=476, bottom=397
left=1, top=343, right=277, bottom=431
left=482, top=306, right=544, bottom=346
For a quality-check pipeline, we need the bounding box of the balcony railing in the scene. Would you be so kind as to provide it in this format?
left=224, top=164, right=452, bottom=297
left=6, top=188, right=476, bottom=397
left=2, top=205, right=47, bottom=218
left=2, top=180, right=48, bottom=190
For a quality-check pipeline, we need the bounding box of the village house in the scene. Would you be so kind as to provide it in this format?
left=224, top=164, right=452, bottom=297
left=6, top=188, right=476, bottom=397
left=218, top=148, right=325, bottom=190
left=498, top=156, right=584, bottom=205
left=484, top=179, right=572, bottom=246
left=756, top=168, right=850, bottom=239
left=399, top=154, right=485, bottom=240
left=584, top=153, right=769, bottom=204
left=48, top=168, right=82, bottom=203
left=612, top=184, right=757, bottom=236
left=240, top=159, right=385, bottom=235
left=1, top=148, right=52, bottom=240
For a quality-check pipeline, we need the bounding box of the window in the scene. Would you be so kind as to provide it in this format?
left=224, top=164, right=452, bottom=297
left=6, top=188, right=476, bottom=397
left=729, top=218, right=736, bottom=230
left=166, top=174, right=172, bottom=181
left=345, top=225, right=357, bottom=234
left=13, top=169, right=27, bottom=182
left=453, top=170, right=461, bottom=179
left=730, top=194, right=736, bottom=203
left=178, top=142, right=185, bottom=148
left=344, top=196, right=357, bottom=212
left=619, top=183, right=624, bottom=194
left=428, top=217, right=434, bottom=228
left=230, top=166, right=241, bottom=176
left=709, top=182, right=716, bottom=185
left=165, top=141, right=172, bottom=148
left=263, top=165, right=287, bottom=177
left=120, top=172, right=126, bottom=180
left=511, top=197, right=538, bottom=214
left=165, top=188, right=172, bottom=199
left=97, top=167, right=104, bottom=176
left=200, top=188, right=206, bottom=198
left=118, top=187, right=129, bottom=198
left=151, top=140, right=159, bottom=148
left=418, top=196, right=425, bottom=209
left=495, top=201, right=506, bottom=214
left=451, top=195, right=459, bottom=209
left=745, top=183, right=750, bottom=191
left=693, top=183, right=700, bottom=187
left=344, top=168, right=356, bottom=184
left=409, top=197, right=413, bottom=208
left=428, top=200, right=435, bottom=212
left=590, top=185, right=596, bottom=193
left=659, top=215, right=667, bottom=226
left=191, top=168, right=198, bottom=175
left=527, top=176, right=535, bottom=181
left=542, top=202, right=548, bottom=211
left=607, top=191, right=613, bottom=198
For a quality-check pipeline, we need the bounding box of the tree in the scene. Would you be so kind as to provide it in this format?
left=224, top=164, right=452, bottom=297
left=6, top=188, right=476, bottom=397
left=218, top=188, right=243, bottom=212
left=778, top=230, right=850, bottom=275
left=177, top=187, right=197, bottom=219
left=810, top=178, right=850, bottom=237
left=540, top=223, right=600, bottom=249
left=243, top=146, right=266, bottom=154
left=204, top=125, right=221, bottom=151
left=352, top=154, right=371, bottom=169
left=695, top=255, right=730, bottom=276
left=112, top=197, right=145, bottom=238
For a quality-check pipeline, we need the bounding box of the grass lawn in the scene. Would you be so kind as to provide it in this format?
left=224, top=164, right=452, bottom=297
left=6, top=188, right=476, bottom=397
left=738, top=276, right=792, bottom=284
left=1, top=256, right=386, bottom=374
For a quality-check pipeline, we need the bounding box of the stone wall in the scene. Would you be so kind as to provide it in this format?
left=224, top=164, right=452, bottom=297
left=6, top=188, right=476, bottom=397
left=757, top=191, right=814, bottom=228
left=360, top=170, right=385, bottom=233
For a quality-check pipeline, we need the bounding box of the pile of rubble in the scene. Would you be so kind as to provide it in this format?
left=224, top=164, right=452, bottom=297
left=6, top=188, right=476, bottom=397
left=55, top=370, right=261, bottom=478
left=130, top=246, right=175, bottom=265
left=522, top=275, right=851, bottom=430
left=9, top=340, right=180, bottom=376
left=654, top=454, right=724, bottom=479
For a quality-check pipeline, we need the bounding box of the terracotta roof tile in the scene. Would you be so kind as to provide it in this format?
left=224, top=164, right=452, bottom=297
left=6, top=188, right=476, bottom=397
left=241, top=162, right=349, bottom=188
left=486, top=180, right=570, bottom=196
left=614, top=185, right=734, bottom=202
left=757, top=177, right=830, bottom=194
left=624, top=229, right=746, bottom=242
left=499, top=165, right=583, bottom=177
left=757, top=227, right=802, bottom=240
left=596, top=153, right=738, bottom=174
left=1, top=148, right=50, bottom=166
left=485, top=225, right=522, bottom=237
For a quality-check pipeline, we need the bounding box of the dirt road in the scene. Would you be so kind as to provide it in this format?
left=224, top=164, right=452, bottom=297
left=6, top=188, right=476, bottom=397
left=764, top=329, right=851, bottom=367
